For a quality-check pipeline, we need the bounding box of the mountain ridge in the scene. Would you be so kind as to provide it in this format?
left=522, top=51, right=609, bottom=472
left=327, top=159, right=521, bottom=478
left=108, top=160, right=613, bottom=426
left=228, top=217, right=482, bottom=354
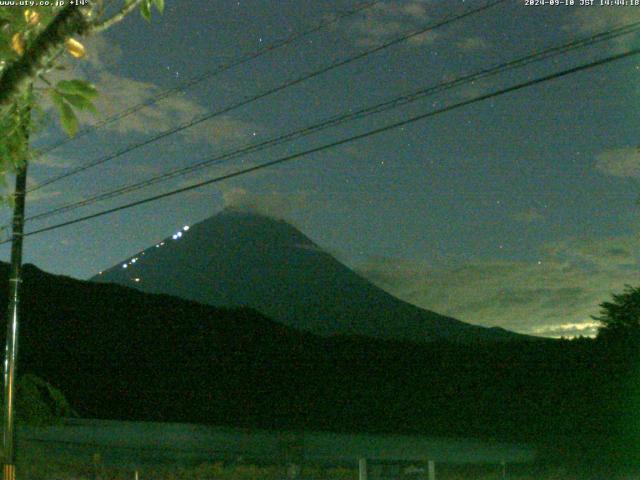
left=0, top=261, right=593, bottom=442
left=92, top=209, right=526, bottom=343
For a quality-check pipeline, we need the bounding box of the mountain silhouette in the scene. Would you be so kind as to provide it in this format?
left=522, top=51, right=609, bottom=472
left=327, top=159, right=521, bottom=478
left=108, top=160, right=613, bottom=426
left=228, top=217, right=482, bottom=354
left=0, top=261, right=601, bottom=443
left=93, top=209, right=521, bottom=342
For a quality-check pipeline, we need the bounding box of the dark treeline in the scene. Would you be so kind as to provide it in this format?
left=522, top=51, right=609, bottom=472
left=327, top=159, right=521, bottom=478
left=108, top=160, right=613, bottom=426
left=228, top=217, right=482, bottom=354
left=1, top=263, right=638, bottom=471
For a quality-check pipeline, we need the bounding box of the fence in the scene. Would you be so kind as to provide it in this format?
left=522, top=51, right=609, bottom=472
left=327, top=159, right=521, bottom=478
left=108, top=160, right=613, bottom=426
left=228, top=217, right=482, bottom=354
left=12, top=419, right=539, bottom=480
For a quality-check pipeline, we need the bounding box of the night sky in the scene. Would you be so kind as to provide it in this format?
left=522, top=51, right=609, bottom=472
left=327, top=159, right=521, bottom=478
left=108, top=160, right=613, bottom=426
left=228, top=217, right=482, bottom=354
left=2, top=0, right=639, bottom=338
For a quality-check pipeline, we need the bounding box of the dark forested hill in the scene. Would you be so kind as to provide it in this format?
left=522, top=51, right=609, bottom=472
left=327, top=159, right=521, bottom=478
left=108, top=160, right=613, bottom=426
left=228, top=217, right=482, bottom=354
left=0, top=261, right=637, bottom=465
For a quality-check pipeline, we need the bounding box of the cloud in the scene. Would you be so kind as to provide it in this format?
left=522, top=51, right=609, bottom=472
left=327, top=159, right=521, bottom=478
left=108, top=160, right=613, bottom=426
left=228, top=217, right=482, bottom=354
left=83, top=70, right=253, bottom=147
left=511, top=208, right=544, bottom=224
left=220, top=187, right=309, bottom=219
left=348, top=1, right=438, bottom=47
left=455, top=36, right=489, bottom=52
left=355, top=234, right=640, bottom=338
left=29, top=153, right=76, bottom=169
left=594, top=146, right=640, bottom=178
left=454, top=77, right=496, bottom=100
left=566, top=8, right=640, bottom=52
left=531, top=321, right=600, bottom=338
left=82, top=35, right=123, bottom=71
left=544, top=236, right=637, bottom=269
left=38, top=37, right=254, bottom=148
left=401, top=2, right=428, bottom=20
left=407, top=30, right=438, bottom=46
left=21, top=177, right=62, bottom=203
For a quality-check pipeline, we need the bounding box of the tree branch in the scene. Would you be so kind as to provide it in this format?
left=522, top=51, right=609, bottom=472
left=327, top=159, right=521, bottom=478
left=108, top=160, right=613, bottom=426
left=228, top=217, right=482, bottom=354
left=0, top=0, right=145, bottom=117
left=89, top=0, right=144, bottom=34
left=0, top=5, right=92, bottom=114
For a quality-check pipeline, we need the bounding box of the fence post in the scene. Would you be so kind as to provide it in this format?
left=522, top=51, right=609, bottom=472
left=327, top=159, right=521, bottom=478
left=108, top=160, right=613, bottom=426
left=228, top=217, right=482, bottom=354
left=427, top=460, right=435, bottom=480
left=358, top=458, right=367, bottom=480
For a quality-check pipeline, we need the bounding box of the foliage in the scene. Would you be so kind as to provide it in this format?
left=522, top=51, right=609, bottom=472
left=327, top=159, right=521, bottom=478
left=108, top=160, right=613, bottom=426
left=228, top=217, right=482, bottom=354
left=0, top=5, right=84, bottom=173
left=594, top=285, right=640, bottom=340
left=0, top=0, right=165, bottom=185
left=0, top=87, right=31, bottom=184
left=139, top=0, right=165, bottom=21
left=0, top=373, right=75, bottom=426
left=49, top=79, right=98, bottom=137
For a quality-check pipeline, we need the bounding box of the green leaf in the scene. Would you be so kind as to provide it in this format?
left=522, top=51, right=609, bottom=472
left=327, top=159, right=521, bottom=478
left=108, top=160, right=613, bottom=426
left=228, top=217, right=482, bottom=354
left=62, top=93, right=97, bottom=115
left=55, top=80, right=98, bottom=100
left=152, top=0, right=164, bottom=14
left=49, top=90, right=65, bottom=110
left=59, top=101, right=79, bottom=137
left=50, top=90, right=77, bottom=135
left=140, top=0, right=152, bottom=21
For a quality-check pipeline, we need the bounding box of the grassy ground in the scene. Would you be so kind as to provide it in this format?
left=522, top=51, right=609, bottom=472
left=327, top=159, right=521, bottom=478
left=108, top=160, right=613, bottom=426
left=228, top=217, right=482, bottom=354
left=13, top=458, right=640, bottom=480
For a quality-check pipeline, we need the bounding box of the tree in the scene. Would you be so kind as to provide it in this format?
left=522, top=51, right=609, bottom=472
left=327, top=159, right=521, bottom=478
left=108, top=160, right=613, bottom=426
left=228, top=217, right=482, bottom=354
left=0, top=2, right=165, bottom=476
left=594, top=285, right=640, bottom=341
left=0, top=0, right=165, bottom=182
left=0, top=374, right=75, bottom=427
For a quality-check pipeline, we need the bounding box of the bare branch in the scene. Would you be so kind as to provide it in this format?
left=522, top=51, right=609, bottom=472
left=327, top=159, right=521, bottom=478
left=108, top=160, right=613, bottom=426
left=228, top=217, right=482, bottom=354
left=89, top=0, right=144, bottom=34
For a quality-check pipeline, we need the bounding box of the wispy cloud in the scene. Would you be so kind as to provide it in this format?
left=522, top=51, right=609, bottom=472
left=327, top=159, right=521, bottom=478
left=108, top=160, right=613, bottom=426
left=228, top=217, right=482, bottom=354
left=455, top=36, right=489, bottom=52
left=355, top=234, right=640, bottom=338
left=348, top=1, right=438, bottom=47
left=23, top=177, right=62, bottom=203
left=565, top=7, right=640, bottom=52
left=511, top=208, right=544, bottom=224
left=38, top=37, right=255, bottom=149
left=594, top=146, right=640, bottom=178
left=29, top=152, right=76, bottom=170
left=220, top=186, right=310, bottom=219
left=531, top=321, right=600, bottom=338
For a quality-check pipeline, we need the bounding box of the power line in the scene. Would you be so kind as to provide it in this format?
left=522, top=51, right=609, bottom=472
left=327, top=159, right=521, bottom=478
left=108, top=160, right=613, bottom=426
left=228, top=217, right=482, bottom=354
left=28, top=0, right=508, bottom=194
left=23, top=19, right=640, bottom=224
left=35, top=0, right=380, bottom=157
left=9, top=46, right=639, bottom=244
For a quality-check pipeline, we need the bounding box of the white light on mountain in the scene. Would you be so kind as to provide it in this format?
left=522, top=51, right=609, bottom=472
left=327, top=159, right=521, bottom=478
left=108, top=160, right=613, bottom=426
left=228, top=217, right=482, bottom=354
left=134, top=278, right=140, bottom=283
left=132, top=258, right=137, bottom=263
left=183, top=225, right=189, bottom=231
left=177, top=231, right=183, bottom=238
left=122, top=264, right=127, bottom=269
left=172, top=234, right=178, bottom=240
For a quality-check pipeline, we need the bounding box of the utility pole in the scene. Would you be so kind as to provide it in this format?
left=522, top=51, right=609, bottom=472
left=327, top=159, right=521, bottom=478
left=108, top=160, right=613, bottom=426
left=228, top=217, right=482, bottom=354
left=2, top=95, right=31, bottom=480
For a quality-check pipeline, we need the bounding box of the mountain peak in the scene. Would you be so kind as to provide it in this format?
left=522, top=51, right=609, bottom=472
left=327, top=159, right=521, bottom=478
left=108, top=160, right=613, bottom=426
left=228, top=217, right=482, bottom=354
left=93, top=211, right=523, bottom=343
left=199, top=208, right=315, bottom=247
